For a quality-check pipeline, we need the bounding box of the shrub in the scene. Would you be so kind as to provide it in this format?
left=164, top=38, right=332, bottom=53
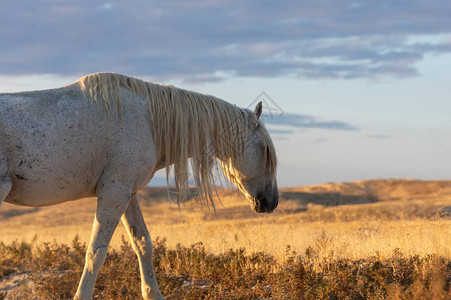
left=0, top=236, right=449, bottom=299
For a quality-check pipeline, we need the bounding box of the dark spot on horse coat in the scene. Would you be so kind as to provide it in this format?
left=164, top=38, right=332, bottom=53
left=15, top=174, right=26, bottom=180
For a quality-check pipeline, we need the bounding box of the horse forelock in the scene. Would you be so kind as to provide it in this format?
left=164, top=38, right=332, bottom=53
left=78, top=72, right=277, bottom=204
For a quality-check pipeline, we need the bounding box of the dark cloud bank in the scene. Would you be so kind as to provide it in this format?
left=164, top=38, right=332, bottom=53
left=1, top=1, right=451, bottom=82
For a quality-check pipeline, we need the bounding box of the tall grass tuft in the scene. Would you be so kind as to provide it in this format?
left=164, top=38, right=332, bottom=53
left=0, top=236, right=449, bottom=299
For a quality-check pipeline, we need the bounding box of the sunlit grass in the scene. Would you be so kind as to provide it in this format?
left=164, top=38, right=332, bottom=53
left=1, top=235, right=449, bottom=299
left=0, top=180, right=450, bottom=298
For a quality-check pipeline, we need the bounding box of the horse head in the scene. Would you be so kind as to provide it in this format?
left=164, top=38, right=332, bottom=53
left=222, top=102, right=279, bottom=213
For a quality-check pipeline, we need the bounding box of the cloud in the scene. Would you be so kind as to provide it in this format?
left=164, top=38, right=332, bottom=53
left=267, top=128, right=295, bottom=135
left=264, top=113, right=357, bottom=131
left=1, top=1, right=451, bottom=82
left=365, top=134, right=392, bottom=139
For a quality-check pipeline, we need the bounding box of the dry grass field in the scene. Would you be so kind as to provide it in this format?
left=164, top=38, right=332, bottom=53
left=0, top=179, right=450, bottom=299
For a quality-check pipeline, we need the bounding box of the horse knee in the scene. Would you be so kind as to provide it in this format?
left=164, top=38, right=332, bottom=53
left=86, top=245, right=109, bottom=271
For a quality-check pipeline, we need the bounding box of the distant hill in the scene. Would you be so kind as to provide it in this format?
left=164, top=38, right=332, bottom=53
left=280, top=179, right=451, bottom=206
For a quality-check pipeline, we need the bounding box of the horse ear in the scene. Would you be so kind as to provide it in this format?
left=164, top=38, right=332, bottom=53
left=253, top=101, right=263, bottom=126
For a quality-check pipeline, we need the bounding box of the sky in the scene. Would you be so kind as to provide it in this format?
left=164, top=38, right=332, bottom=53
left=1, top=1, right=451, bottom=187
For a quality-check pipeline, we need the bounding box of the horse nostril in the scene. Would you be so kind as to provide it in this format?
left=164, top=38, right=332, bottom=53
left=254, top=192, right=278, bottom=213
left=253, top=193, right=266, bottom=213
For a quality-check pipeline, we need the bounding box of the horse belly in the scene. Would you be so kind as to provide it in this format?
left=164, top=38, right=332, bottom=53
left=5, top=149, right=107, bottom=206
left=1, top=88, right=110, bottom=206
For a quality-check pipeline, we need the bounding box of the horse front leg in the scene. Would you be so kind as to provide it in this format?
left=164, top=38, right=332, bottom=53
left=121, top=193, right=165, bottom=300
left=74, top=182, right=131, bottom=300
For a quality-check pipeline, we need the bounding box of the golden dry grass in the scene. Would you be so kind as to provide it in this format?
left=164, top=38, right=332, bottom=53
left=0, top=179, right=450, bottom=263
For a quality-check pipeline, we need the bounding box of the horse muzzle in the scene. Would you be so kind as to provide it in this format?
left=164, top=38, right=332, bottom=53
left=251, top=190, right=279, bottom=213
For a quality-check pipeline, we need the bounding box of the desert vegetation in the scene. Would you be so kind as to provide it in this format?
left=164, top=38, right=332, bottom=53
left=0, top=235, right=450, bottom=299
left=0, top=179, right=450, bottom=299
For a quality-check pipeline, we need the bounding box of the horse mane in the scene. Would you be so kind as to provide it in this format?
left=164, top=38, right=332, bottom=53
left=78, top=72, right=277, bottom=205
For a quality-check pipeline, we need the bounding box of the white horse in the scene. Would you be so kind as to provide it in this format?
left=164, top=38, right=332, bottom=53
left=0, top=73, right=278, bottom=299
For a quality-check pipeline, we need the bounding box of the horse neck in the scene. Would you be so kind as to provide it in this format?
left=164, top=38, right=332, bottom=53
left=148, top=81, right=253, bottom=186
left=152, top=104, right=246, bottom=174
